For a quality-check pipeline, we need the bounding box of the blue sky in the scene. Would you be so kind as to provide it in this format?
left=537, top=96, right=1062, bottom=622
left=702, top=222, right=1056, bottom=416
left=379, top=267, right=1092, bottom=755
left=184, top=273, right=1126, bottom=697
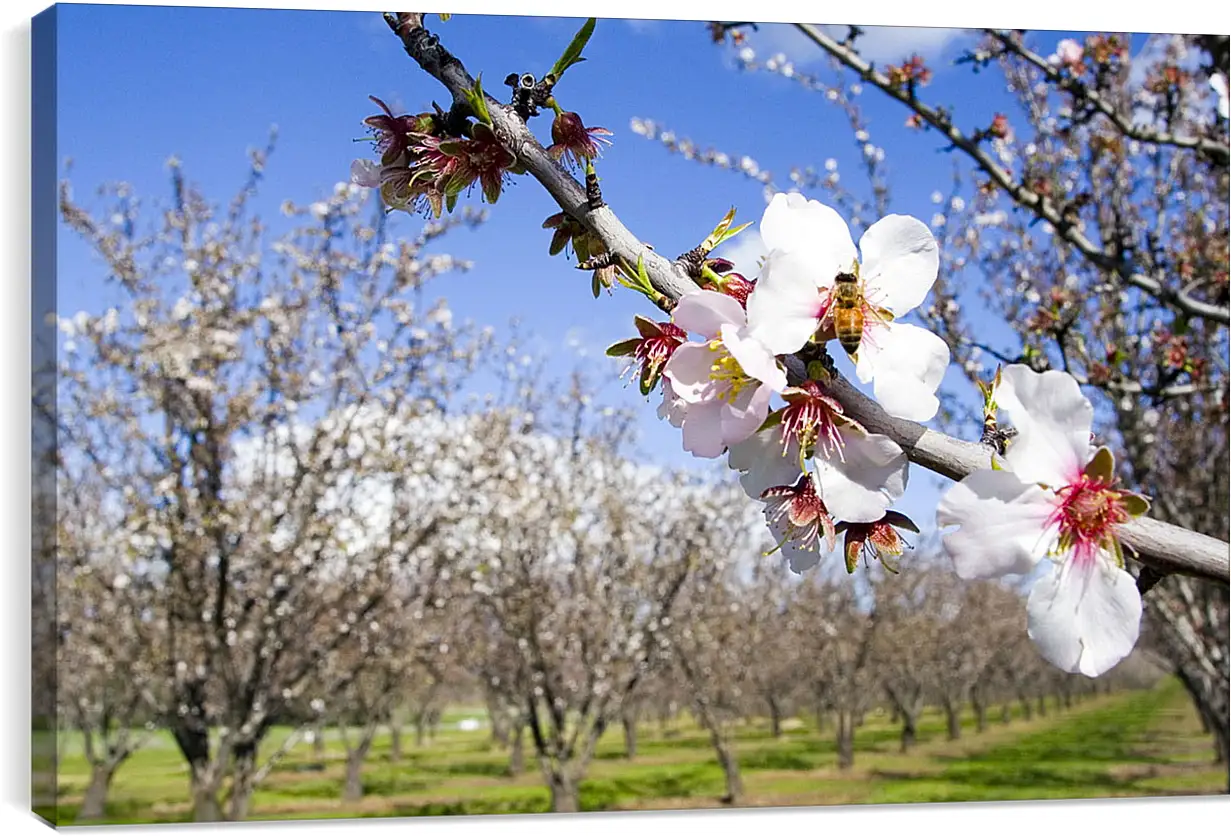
left=49, top=6, right=1127, bottom=534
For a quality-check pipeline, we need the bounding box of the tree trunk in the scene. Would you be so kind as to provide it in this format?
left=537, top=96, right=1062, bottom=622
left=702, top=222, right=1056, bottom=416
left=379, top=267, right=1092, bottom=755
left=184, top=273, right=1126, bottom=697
left=814, top=705, right=827, bottom=733
left=1000, top=702, right=1012, bottom=724
left=343, top=753, right=366, bottom=802
left=389, top=724, right=402, bottom=762
left=172, top=720, right=223, bottom=822
left=622, top=716, right=637, bottom=759
left=226, top=744, right=257, bottom=821
left=1019, top=695, right=1033, bottom=720
left=973, top=695, right=988, bottom=733
left=889, top=705, right=900, bottom=724
left=415, top=716, right=427, bottom=748
left=715, top=737, right=744, bottom=804
left=769, top=698, right=783, bottom=738
left=836, top=710, right=855, bottom=770
left=547, top=771, right=580, bottom=813
left=491, top=711, right=510, bottom=748
left=1175, top=667, right=1230, bottom=766
left=191, top=781, right=223, bottom=823
left=507, top=723, right=525, bottom=776
left=944, top=701, right=962, bottom=741
left=1037, top=695, right=1048, bottom=717
left=693, top=700, right=743, bottom=805
left=76, top=762, right=116, bottom=821
left=312, top=722, right=325, bottom=756
left=899, top=713, right=917, bottom=753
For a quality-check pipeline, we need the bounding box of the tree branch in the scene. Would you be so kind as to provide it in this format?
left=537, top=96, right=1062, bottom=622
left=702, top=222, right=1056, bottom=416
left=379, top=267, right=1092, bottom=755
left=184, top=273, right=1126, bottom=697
left=791, top=23, right=1230, bottom=327
left=383, top=12, right=697, bottom=311
left=383, top=13, right=1230, bottom=586
left=985, top=29, right=1230, bottom=167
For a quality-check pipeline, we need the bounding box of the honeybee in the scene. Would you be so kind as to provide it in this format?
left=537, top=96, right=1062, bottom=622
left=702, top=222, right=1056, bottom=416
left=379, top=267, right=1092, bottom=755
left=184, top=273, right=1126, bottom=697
left=831, top=270, right=865, bottom=356
left=828, top=266, right=891, bottom=359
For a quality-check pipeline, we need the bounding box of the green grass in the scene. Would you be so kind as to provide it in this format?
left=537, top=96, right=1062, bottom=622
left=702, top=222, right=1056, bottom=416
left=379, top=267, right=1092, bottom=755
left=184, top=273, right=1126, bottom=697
left=52, top=680, right=1227, bottom=825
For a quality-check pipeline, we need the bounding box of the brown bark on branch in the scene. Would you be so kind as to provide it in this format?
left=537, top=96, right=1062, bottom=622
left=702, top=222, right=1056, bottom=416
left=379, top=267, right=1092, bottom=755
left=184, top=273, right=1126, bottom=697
left=382, top=13, right=1230, bottom=587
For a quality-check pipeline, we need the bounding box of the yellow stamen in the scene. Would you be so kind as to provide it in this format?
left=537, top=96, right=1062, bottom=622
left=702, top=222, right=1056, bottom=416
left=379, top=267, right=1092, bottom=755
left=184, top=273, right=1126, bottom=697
left=707, top=340, right=754, bottom=404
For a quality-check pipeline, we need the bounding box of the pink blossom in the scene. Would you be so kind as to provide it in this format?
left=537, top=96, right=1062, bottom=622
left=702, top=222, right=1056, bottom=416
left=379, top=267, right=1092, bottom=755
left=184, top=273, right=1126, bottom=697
left=663, top=290, right=786, bottom=458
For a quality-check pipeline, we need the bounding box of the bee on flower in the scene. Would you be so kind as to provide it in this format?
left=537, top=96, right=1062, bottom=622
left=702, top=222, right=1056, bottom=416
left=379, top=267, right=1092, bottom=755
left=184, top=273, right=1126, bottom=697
left=743, top=193, right=950, bottom=422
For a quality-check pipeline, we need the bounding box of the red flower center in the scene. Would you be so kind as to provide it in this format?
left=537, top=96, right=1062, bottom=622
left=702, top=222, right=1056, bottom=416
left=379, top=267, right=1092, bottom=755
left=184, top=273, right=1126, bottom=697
left=1051, top=476, right=1131, bottom=562
left=781, top=380, right=848, bottom=462
left=762, top=474, right=835, bottom=553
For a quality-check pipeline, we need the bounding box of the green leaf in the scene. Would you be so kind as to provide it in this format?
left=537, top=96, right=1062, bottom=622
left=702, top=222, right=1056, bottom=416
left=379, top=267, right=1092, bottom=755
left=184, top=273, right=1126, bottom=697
left=606, top=338, right=642, bottom=357
left=592, top=271, right=602, bottom=298
left=700, top=207, right=738, bottom=253
left=636, top=252, right=652, bottom=290
left=550, top=18, right=597, bottom=80
left=711, top=221, right=752, bottom=251
left=463, top=74, right=493, bottom=125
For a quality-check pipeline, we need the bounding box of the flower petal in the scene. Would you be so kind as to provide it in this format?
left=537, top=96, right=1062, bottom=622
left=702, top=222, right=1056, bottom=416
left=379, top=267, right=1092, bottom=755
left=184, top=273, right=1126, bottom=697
left=782, top=540, right=824, bottom=573
left=998, top=365, right=1094, bottom=487
left=728, top=430, right=803, bottom=499
left=662, top=342, right=716, bottom=403
left=672, top=290, right=746, bottom=339
left=680, top=401, right=727, bottom=459
left=657, top=379, right=687, bottom=428
left=936, top=468, right=1057, bottom=578
left=814, top=430, right=908, bottom=523
left=721, top=324, right=787, bottom=392
left=350, top=158, right=383, bottom=188
left=745, top=249, right=827, bottom=355
left=760, top=194, right=858, bottom=273
left=720, top=382, right=774, bottom=448
left=857, top=215, right=939, bottom=316
left=1027, top=554, right=1143, bottom=677
left=856, top=322, right=950, bottom=421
